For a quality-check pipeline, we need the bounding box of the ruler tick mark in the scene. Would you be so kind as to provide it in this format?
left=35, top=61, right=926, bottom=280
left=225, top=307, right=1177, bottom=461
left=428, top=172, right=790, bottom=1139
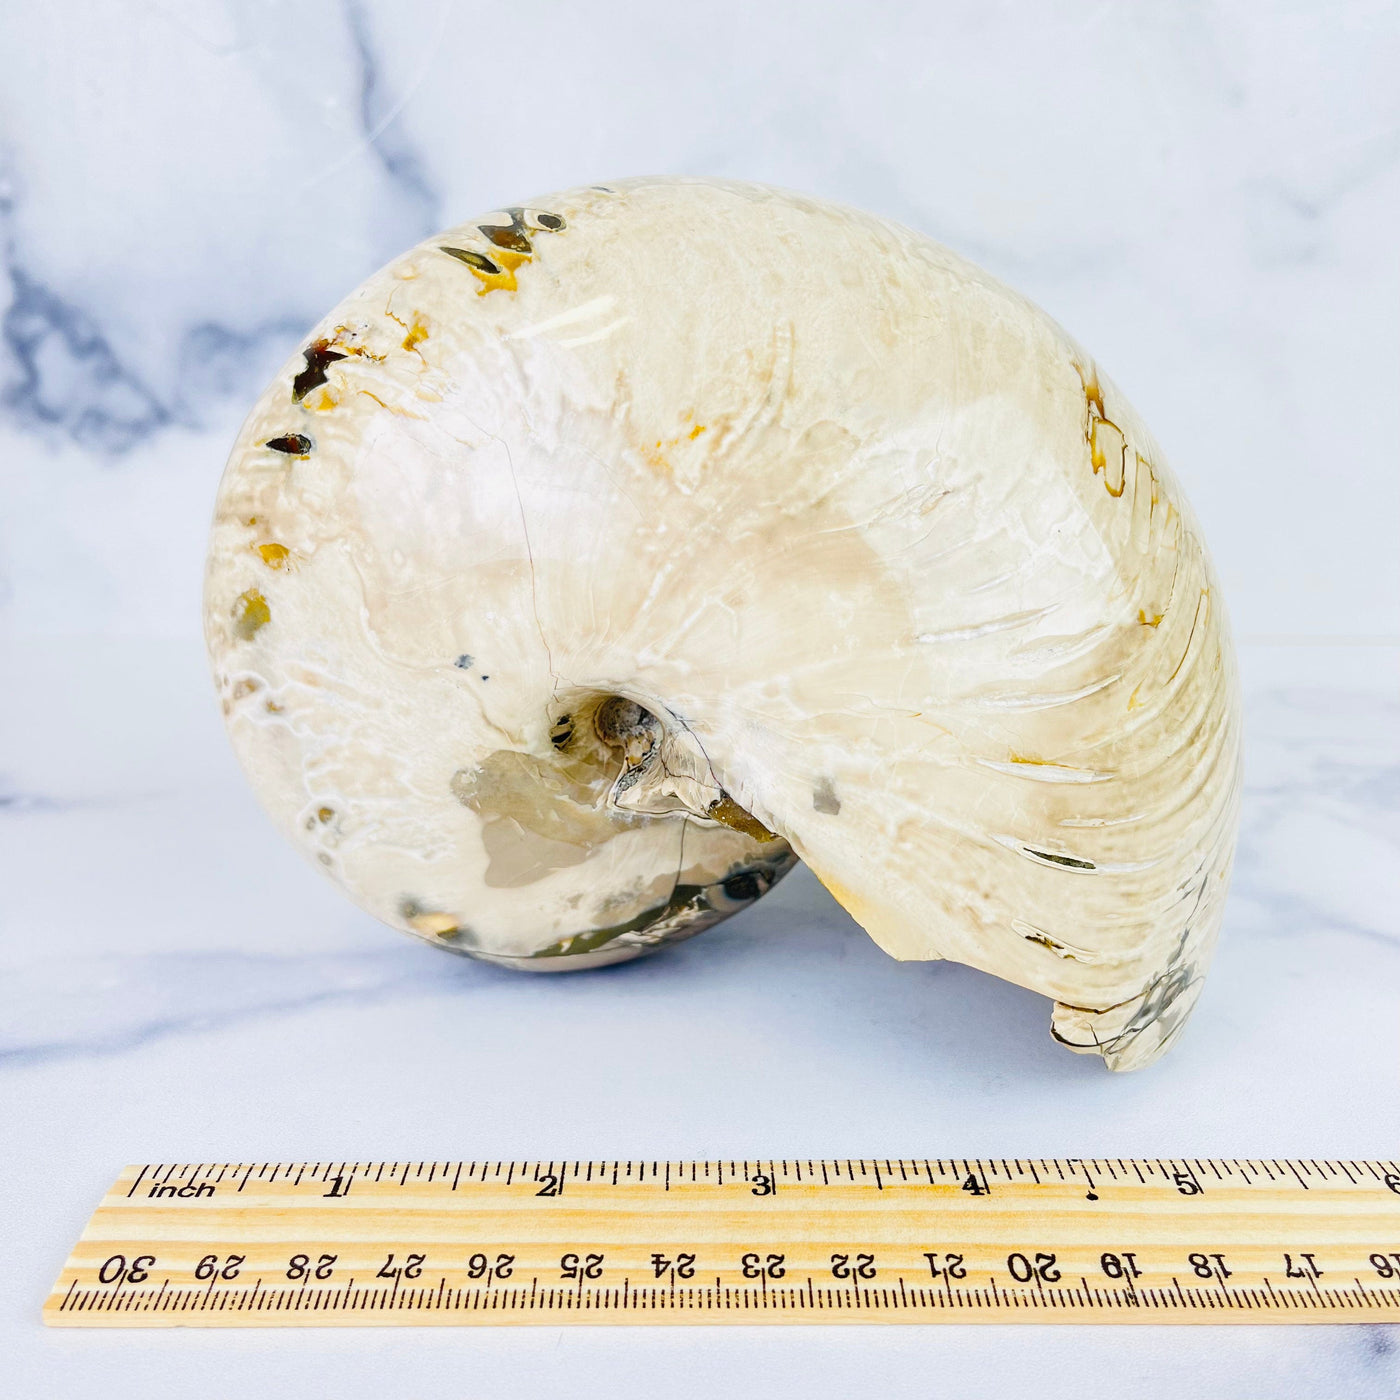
left=45, top=1159, right=1400, bottom=1328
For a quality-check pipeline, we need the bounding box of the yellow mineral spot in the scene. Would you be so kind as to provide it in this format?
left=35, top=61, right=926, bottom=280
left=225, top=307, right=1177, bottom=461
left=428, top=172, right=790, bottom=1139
left=257, top=543, right=290, bottom=569
left=1138, top=608, right=1164, bottom=627
left=1090, top=418, right=1128, bottom=496
left=436, top=234, right=536, bottom=293
left=1075, top=360, right=1128, bottom=496
left=408, top=910, right=460, bottom=939
left=641, top=439, right=672, bottom=476
left=1074, top=361, right=1106, bottom=420
left=707, top=794, right=779, bottom=842
left=460, top=256, right=521, bottom=295
left=807, top=864, right=908, bottom=953
left=231, top=588, right=270, bottom=640
left=644, top=422, right=710, bottom=472
left=402, top=313, right=429, bottom=353
left=811, top=867, right=858, bottom=912
left=317, top=806, right=334, bottom=824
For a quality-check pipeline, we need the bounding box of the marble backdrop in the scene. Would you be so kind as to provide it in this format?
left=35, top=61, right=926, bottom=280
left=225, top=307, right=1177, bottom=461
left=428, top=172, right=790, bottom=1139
left=1, top=3, right=1397, bottom=1397
left=1, top=1, right=1397, bottom=646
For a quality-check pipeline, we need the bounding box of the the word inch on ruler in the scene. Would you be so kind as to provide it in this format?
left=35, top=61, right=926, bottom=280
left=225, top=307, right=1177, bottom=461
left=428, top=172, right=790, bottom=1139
left=45, top=1158, right=1400, bottom=1326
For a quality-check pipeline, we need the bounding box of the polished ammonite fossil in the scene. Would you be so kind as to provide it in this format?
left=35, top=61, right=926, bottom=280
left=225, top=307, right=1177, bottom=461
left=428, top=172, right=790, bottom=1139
left=205, top=177, right=1242, bottom=1071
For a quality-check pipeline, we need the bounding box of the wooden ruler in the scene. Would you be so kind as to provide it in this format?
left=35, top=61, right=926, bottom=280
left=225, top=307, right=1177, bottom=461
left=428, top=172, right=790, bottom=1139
left=45, top=1159, right=1400, bottom=1326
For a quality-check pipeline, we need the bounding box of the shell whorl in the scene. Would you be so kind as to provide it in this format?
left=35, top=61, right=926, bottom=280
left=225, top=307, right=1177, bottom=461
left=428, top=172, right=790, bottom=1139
left=205, top=177, right=1241, bottom=1069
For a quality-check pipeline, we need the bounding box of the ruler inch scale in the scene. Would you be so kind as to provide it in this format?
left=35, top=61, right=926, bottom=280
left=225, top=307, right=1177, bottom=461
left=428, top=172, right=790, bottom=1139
left=45, top=1158, right=1400, bottom=1327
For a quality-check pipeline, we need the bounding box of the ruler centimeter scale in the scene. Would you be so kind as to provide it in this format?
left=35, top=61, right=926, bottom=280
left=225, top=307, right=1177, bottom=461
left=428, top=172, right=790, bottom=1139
left=45, top=1158, right=1400, bottom=1327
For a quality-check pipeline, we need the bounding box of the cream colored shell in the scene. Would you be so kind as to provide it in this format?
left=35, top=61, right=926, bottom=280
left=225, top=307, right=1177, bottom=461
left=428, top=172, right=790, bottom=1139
left=205, top=177, right=1241, bottom=1070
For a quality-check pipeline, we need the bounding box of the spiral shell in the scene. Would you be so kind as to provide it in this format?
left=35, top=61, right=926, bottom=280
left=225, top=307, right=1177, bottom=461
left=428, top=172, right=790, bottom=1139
left=205, top=178, right=1241, bottom=1070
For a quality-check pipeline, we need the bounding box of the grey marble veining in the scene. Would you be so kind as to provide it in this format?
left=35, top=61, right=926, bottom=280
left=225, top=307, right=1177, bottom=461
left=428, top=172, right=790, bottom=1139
left=0, top=2, right=442, bottom=456
left=0, top=2, right=1397, bottom=640
left=0, top=949, right=448, bottom=1066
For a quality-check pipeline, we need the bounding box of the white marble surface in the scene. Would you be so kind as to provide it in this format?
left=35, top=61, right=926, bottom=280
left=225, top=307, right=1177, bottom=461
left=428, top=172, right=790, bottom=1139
left=2, top=1, right=1399, bottom=1395
left=1, top=640, right=1398, bottom=1394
